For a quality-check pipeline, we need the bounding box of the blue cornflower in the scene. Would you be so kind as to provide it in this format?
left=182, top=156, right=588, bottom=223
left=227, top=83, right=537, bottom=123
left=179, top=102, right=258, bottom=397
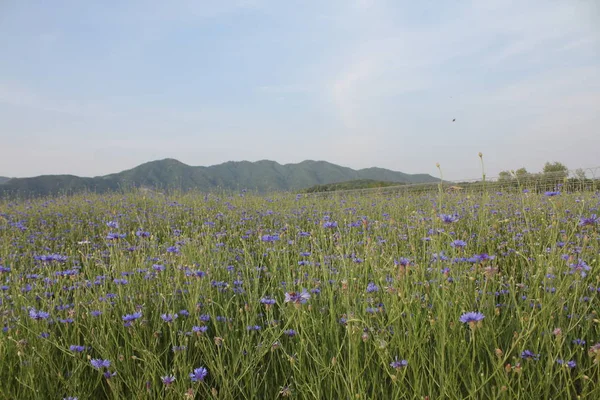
left=29, top=308, right=50, bottom=320
left=366, top=282, right=379, bottom=293
left=166, top=246, right=180, bottom=254
left=520, top=350, right=540, bottom=360
left=284, top=329, right=297, bottom=337
left=199, top=314, right=210, bottom=322
left=106, top=232, right=126, bottom=240
left=90, top=359, right=111, bottom=370
left=161, top=375, right=176, bottom=385
left=69, top=345, right=86, bottom=352
left=284, top=289, right=311, bottom=304
left=322, top=221, right=338, bottom=228
left=459, top=311, right=485, bottom=324
left=260, top=297, right=276, bottom=305
left=545, top=191, right=560, bottom=197
left=557, top=359, right=576, bottom=368
left=261, top=234, right=279, bottom=242
left=192, top=325, right=208, bottom=333
left=161, top=313, right=177, bottom=323
left=390, top=356, right=408, bottom=369
left=136, top=230, right=151, bottom=238
left=395, top=257, right=411, bottom=267
left=569, top=259, right=591, bottom=278
left=189, top=367, right=208, bottom=382
left=579, top=214, right=598, bottom=227
left=106, top=221, right=119, bottom=229
left=440, top=214, right=459, bottom=223
left=451, top=240, right=467, bottom=248
left=122, top=311, right=142, bottom=322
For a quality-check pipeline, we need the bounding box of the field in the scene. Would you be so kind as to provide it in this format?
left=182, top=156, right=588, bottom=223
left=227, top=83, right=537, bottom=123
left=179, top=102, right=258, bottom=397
left=1, top=187, right=599, bottom=399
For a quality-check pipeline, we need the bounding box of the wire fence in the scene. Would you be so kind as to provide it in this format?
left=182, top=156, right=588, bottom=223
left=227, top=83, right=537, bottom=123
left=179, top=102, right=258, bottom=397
left=305, top=166, right=600, bottom=198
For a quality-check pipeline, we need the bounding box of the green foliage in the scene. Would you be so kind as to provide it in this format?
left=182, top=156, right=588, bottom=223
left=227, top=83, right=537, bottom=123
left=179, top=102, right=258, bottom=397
left=0, top=159, right=438, bottom=198
left=0, top=188, right=599, bottom=399
left=542, top=161, right=569, bottom=182
left=302, top=179, right=403, bottom=193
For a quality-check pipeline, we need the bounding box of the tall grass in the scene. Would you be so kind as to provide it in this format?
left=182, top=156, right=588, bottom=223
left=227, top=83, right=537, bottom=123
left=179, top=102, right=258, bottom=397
left=0, top=187, right=599, bottom=399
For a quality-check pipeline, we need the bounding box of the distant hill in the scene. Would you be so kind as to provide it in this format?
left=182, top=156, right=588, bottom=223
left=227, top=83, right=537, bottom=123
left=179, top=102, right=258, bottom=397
left=0, top=177, right=11, bottom=184
left=303, top=179, right=404, bottom=193
left=0, top=159, right=439, bottom=197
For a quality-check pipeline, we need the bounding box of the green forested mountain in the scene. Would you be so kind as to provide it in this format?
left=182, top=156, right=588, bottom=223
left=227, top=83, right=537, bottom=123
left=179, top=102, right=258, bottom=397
left=0, top=159, right=438, bottom=197
left=0, top=177, right=11, bottom=184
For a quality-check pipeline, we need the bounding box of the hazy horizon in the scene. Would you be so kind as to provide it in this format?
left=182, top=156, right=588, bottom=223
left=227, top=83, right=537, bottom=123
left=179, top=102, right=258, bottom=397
left=1, top=0, right=599, bottom=180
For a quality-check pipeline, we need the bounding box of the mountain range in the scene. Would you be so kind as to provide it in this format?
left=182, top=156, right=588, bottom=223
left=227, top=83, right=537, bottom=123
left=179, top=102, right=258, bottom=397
left=0, top=159, right=438, bottom=197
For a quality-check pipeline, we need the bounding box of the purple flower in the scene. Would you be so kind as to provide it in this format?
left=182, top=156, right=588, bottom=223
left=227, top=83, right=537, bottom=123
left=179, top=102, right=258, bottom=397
left=90, top=359, right=111, bottom=370
left=106, top=221, right=119, bottom=229
left=366, top=282, right=379, bottom=293
left=192, top=325, right=208, bottom=333
left=161, top=313, right=178, bottom=323
left=69, top=345, right=86, bottom=352
left=29, top=308, right=50, bottom=320
left=521, top=350, right=539, bottom=360
left=166, top=246, right=180, bottom=254
left=136, top=230, right=151, bottom=238
left=459, top=311, right=485, bottom=324
left=161, top=375, right=176, bottom=385
left=557, top=359, right=576, bottom=368
left=106, top=232, right=126, bottom=240
left=189, top=367, right=208, bottom=382
left=440, top=214, right=459, bottom=223
left=103, top=371, right=117, bottom=379
left=451, top=240, right=467, bottom=248
left=261, top=234, right=280, bottom=242
left=569, top=259, right=591, bottom=278
left=322, top=221, right=338, bottom=228
left=284, top=329, right=297, bottom=337
left=122, top=311, right=142, bottom=322
left=545, top=191, right=560, bottom=197
left=260, top=297, right=276, bottom=305
left=579, top=214, right=598, bottom=227
left=199, top=314, right=210, bottom=322
left=390, top=356, right=408, bottom=369
left=284, top=289, right=311, bottom=304
left=394, top=257, right=411, bottom=267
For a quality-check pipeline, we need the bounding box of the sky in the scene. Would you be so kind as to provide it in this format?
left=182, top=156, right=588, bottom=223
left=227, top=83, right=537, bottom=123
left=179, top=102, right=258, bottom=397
left=0, top=0, right=599, bottom=181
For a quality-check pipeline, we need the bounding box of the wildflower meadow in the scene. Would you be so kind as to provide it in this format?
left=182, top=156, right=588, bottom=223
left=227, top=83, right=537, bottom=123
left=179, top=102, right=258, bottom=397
left=1, top=185, right=599, bottom=399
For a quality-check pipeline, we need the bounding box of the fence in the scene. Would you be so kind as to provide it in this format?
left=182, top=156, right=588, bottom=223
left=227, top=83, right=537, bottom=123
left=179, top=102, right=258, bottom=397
left=305, top=167, right=600, bottom=198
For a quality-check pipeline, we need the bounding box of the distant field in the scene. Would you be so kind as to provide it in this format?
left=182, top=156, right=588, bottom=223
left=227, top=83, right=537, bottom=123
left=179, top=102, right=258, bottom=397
left=0, top=188, right=599, bottom=399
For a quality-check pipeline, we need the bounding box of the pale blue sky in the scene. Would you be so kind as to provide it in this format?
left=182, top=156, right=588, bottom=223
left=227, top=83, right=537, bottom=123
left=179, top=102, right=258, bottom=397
left=1, top=0, right=598, bottom=180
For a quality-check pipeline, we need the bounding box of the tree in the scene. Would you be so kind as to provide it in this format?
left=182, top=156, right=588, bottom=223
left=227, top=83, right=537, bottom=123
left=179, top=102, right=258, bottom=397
left=498, top=170, right=512, bottom=182
left=574, top=168, right=586, bottom=180
left=515, top=167, right=529, bottom=178
left=542, top=162, right=568, bottom=181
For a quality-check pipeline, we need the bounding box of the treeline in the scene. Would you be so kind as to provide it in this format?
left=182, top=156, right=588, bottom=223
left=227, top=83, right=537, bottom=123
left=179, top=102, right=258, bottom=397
left=302, top=179, right=404, bottom=193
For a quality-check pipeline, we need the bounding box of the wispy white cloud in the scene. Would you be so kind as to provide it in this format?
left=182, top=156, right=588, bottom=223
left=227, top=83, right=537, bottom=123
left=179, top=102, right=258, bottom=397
left=257, top=84, right=312, bottom=94
left=0, top=82, right=120, bottom=118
